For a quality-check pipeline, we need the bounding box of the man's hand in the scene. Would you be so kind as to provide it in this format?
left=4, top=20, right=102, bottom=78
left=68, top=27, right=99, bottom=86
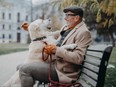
left=44, top=44, right=57, bottom=55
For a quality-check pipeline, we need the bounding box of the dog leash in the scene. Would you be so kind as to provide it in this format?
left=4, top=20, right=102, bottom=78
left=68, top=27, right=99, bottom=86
left=42, top=46, right=81, bottom=87
left=42, top=41, right=50, bottom=61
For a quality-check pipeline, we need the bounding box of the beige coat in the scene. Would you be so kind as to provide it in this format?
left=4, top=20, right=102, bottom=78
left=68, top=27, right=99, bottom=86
left=54, top=21, right=92, bottom=83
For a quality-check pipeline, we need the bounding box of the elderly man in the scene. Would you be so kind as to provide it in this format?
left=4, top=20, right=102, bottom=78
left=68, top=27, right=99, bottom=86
left=19, top=6, right=92, bottom=87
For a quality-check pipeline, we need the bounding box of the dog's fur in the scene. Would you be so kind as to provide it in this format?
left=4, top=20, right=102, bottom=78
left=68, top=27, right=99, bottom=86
left=2, top=19, right=77, bottom=87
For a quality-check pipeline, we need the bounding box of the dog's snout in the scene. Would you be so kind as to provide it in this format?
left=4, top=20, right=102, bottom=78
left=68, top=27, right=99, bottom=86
left=47, top=26, right=51, bottom=30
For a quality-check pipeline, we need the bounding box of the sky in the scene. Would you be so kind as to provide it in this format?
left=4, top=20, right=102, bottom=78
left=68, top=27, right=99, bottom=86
left=32, top=0, right=50, bottom=5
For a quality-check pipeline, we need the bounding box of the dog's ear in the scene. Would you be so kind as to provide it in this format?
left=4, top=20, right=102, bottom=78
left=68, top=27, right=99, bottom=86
left=21, top=22, right=29, bottom=31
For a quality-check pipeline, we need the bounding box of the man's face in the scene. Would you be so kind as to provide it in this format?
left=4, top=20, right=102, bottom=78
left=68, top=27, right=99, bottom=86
left=64, top=11, right=79, bottom=28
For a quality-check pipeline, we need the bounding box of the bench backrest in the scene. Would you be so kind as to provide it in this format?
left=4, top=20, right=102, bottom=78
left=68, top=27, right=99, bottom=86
left=78, top=45, right=113, bottom=87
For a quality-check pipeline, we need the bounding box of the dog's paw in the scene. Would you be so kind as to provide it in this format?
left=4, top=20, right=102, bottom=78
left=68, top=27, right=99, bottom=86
left=21, top=22, right=29, bottom=31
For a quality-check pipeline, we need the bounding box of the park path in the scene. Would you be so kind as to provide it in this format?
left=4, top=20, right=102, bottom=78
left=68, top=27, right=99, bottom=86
left=0, top=51, right=28, bottom=86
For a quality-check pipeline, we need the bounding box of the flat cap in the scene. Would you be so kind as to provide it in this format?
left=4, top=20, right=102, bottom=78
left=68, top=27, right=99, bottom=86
left=63, top=6, right=84, bottom=17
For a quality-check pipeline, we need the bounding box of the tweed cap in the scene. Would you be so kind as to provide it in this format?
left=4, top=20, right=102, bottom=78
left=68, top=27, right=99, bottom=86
left=63, top=6, right=84, bottom=17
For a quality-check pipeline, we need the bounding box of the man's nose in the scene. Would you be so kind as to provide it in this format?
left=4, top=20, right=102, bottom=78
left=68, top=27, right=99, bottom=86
left=64, top=17, right=68, bottom=21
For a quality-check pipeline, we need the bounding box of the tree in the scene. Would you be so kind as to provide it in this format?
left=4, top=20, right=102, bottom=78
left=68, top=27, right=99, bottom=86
left=52, top=0, right=116, bottom=46
left=96, top=0, right=116, bottom=46
left=0, top=0, right=12, bottom=8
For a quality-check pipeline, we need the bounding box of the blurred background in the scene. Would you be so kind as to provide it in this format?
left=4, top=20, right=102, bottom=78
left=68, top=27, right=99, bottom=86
left=0, top=0, right=116, bottom=87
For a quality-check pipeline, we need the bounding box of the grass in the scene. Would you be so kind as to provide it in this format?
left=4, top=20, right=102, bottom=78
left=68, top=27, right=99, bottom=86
left=109, top=47, right=116, bottom=63
left=0, top=43, right=29, bottom=55
left=105, top=63, right=116, bottom=87
left=104, top=47, right=116, bottom=87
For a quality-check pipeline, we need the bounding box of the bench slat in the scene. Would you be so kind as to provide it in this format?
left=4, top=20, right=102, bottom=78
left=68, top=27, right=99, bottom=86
left=82, top=68, right=98, bottom=80
left=78, top=79, right=91, bottom=87
left=87, top=45, right=108, bottom=51
left=85, top=55, right=101, bottom=66
left=86, top=51, right=103, bottom=59
left=83, top=62, right=99, bottom=73
left=81, top=73, right=97, bottom=87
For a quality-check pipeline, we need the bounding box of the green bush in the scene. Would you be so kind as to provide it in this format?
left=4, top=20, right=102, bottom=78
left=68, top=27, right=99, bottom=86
left=104, top=63, right=116, bottom=87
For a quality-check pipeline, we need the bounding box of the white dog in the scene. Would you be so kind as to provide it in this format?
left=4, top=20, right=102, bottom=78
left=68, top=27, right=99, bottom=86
left=2, top=19, right=77, bottom=87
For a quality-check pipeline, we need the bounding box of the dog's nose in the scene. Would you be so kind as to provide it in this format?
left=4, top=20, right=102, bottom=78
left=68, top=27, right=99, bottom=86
left=47, top=26, right=51, bottom=30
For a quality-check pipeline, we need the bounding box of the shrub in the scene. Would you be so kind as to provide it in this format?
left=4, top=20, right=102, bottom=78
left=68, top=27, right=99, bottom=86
left=104, top=63, right=116, bottom=87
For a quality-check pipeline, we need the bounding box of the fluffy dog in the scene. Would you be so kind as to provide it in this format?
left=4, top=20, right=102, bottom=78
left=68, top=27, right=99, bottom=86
left=2, top=19, right=77, bottom=87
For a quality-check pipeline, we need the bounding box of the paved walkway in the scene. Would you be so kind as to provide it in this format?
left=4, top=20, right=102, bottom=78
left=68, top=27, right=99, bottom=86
left=0, top=51, right=28, bottom=86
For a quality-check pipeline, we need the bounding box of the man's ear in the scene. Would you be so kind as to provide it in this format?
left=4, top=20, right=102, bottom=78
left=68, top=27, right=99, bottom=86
left=75, top=16, right=80, bottom=22
left=21, top=22, right=29, bottom=31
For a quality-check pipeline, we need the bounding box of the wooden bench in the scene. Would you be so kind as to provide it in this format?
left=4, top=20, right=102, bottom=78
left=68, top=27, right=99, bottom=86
left=37, top=45, right=113, bottom=87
